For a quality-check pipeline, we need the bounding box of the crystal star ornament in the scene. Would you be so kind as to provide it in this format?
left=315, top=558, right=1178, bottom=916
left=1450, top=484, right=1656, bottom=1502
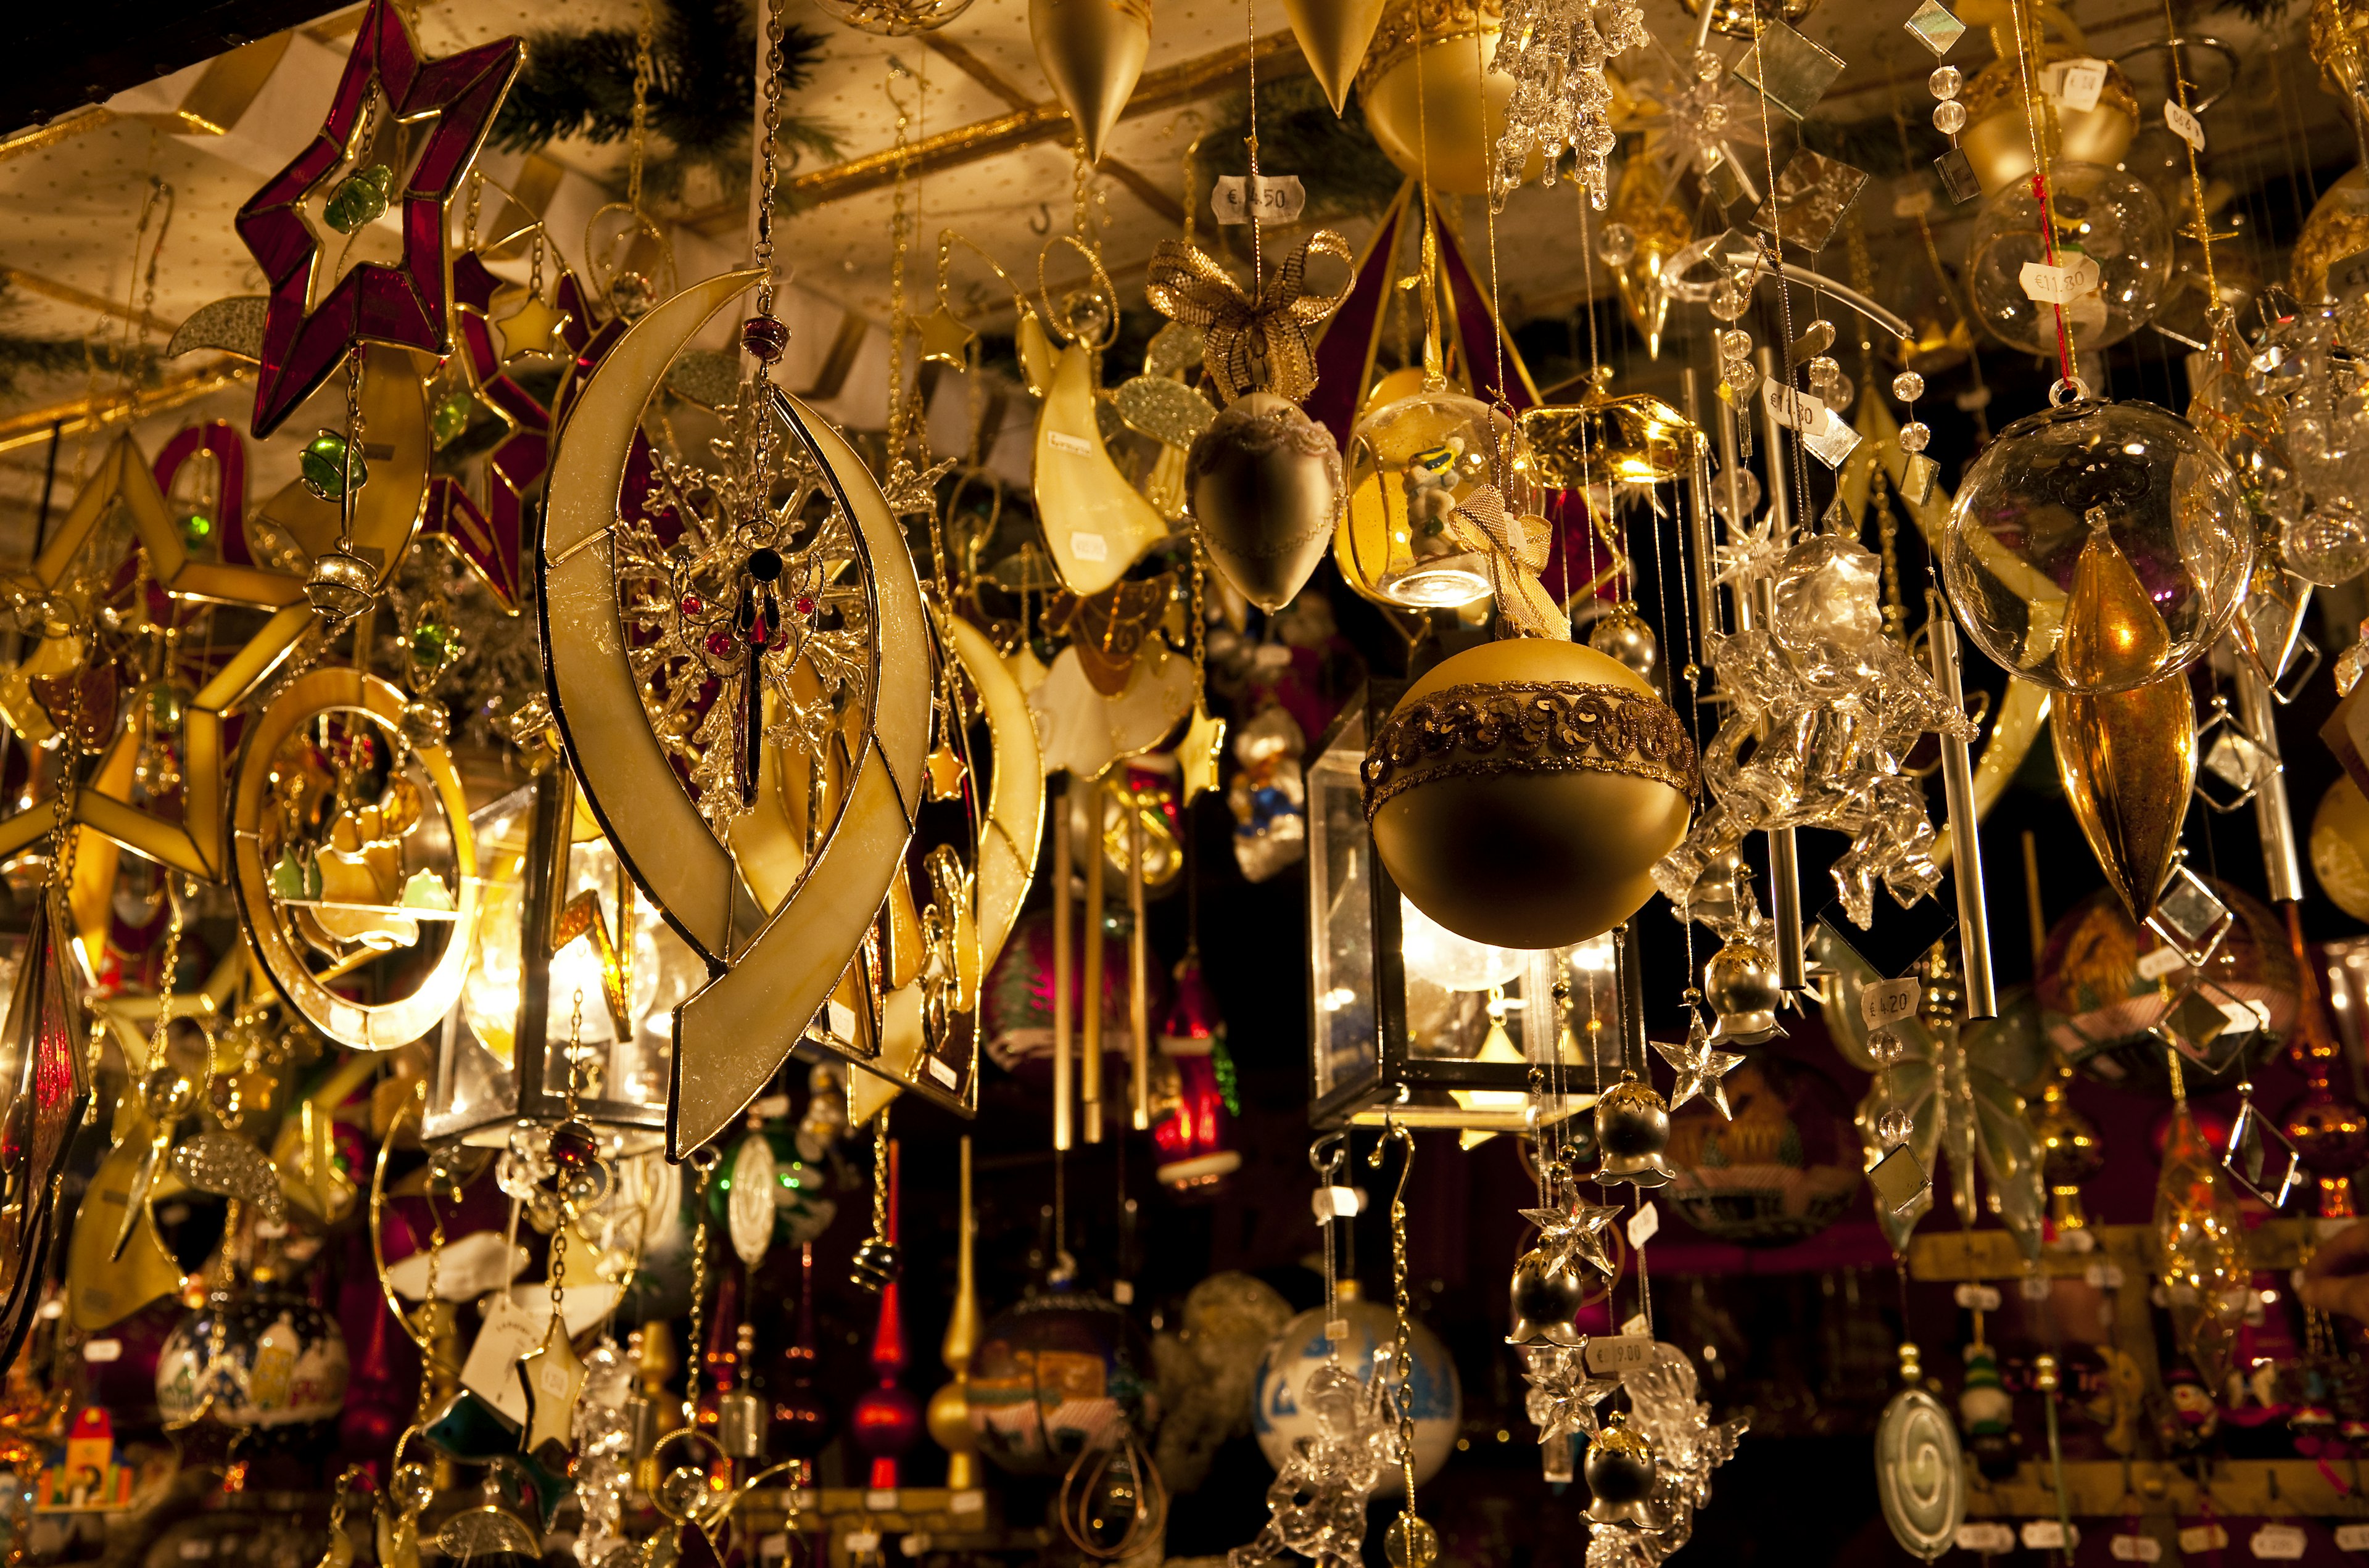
left=1177, top=703, right=1226, bottom=804
left=518, top=1316, right=587, bottom=1467
left=235, top=0, right=523, bottom=436
left=1521, top=1192, right=1624, bottom=1277
left=916, top=304, right=978, bottom=368
left=1655, top=1009, right=1747, bottom=1118
left=1518, top=1345, right=1620, bottom=1444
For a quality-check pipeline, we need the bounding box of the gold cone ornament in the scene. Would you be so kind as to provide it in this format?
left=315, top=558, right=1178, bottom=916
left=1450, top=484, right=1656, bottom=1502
left=1282, top=0, right=1391, bottom=113
left=1363, top=638, right=1696, bottom=949
left=1030, top=0, right=1152, bottom=165
left=1354, top=0, right=1526, bottom=195
left=1952, top=0, right=2139, bottom=194
left=2053, top=673, right=2196, bottom=922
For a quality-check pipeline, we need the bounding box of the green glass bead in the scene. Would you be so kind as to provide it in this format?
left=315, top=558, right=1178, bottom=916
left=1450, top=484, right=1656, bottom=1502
left=410, top=621, right=453, bottom=664
left=430, top=392, right=476, bottom=450
left=300, top=431, right=366, bottom=502
left=179, top=511, right=212, bottom=546
left=323, top=163, right=394, bottom=234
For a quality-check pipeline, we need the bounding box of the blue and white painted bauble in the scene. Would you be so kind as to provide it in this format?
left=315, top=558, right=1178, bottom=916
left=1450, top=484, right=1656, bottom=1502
left=1252, top=1287, right=1460, bottom=1484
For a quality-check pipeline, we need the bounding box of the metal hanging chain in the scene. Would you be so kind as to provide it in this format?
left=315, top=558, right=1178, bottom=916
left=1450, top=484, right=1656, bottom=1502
left=1368, top=1123, right=1423, bottom=1532
left=681, top=1147, right=719, bottom=1426
left=628, top=0, right=656, bottom=215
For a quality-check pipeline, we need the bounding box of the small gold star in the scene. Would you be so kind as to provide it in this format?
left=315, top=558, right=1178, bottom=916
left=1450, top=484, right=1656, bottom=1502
left=518, top=1316, right=585, bottom=1466
left=924, top=740, right=969, bottom=802
left=490, top=287, right=571, bottom=364
left=916, top=303, right=977, bottom=368
left=1177, top=704, right=1226, bottom=805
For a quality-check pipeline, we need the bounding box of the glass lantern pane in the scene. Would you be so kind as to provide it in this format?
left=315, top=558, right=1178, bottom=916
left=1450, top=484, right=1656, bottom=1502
left=425, top=783, right=532, bottom=1144
left=1308, top=708, right=1376, bottom=1106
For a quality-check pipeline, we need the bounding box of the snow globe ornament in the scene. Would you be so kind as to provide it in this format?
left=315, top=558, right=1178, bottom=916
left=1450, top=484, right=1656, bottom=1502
left=1339, top=387, right=1536, bottom=609
left=1941, top=396, right=2251, bottom=693
left=1964, top=163, right=2170, bottom=355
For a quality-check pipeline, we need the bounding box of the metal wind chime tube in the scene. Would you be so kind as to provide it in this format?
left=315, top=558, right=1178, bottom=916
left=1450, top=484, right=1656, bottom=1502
left=1926, top=599, right=1997, bottom=1020
left=1614, top=918, right=1649, bottom=1083
left=2234, top=652, right=2306, bottom=904
left=1753, top=352, right=1806, bottom=996
left=1681, top=369, right=1721, bottom=643
left=1716, top=397, right=1753, bottom=634
left=1053, top=775, right=1075, bottom=1152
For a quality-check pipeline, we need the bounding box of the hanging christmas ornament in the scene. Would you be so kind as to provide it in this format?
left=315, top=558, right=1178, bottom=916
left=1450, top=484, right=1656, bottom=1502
left=1963, top=165, right=2171, bottom=355
left=1874, top=1345, right=1964, bottom=1562
left=1951, top=4, right=2139, bottom=195
left=1356, top=0, right=1524, bottom=194
left=2156, top=1099, right=2249, bottom=1387
left=1592, top=1072, right=1675, bottom=1187
left=1341, top=384, right=1553, bottom=619
left=2312, top=775, right=2369, bottom=923
left=1487, top=0, right=1648, bottom=210
left=1941, top=397, right=2250, bottom=695
left=234, top=0, right=523, bottom=436
left=1033, top=310, right=1173, bottom=596
left=1030, top=0, right=1151, bottom=165
left=1363, top=638, right=1696, bottom=949
left=2053, top=675, right=2196, bottom=922
left=1282, top=0, right=1391, bottom=112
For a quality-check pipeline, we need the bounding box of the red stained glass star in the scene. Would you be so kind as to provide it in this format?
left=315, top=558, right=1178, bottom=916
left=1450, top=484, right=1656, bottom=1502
left=234, top=0, right=522, bottom=437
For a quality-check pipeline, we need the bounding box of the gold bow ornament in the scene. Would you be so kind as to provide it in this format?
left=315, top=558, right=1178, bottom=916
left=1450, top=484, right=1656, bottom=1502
left=1144, top=232, right=1354, bottom=405
left=1447, top=484, right=1569, bottom=640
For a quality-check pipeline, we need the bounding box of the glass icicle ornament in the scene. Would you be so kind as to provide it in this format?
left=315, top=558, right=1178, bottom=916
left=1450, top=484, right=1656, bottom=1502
left=1489, top=0, right=1651, bottom=210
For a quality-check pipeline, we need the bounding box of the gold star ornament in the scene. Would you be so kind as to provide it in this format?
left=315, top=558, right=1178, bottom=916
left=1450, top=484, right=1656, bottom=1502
left=518, top=1317, right=585, bottom=1467
left=916, top=303, right=977, bottom=368
left=1177, top=704, right=1226, bottom=805
left=490, top=286, right=571, bottom=364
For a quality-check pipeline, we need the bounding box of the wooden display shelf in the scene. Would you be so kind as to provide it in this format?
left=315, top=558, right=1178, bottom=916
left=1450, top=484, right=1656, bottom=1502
left=1963, top=1458, right=2369, bottom=1519
left=1906, top=1219, right=2341, bottom=1283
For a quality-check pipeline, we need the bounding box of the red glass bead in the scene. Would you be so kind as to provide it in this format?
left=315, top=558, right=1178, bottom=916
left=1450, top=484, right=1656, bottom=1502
left=795, top=596, right=814, bottom=617
left=706, top=630, right=734, bottom=657
left=742, top=315, right=790, bottom=363
left=680, top=593, right=703, bottom=616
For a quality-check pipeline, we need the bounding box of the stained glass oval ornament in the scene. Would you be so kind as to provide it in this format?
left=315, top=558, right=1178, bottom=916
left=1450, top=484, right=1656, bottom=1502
left=1874, top=1387, right=1964, bottom=1561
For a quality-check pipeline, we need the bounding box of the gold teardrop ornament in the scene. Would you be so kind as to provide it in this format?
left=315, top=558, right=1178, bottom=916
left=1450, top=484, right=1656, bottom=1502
left=1028, top=0, right=1151, bottom=164
left=2057, top=510, right=2172, bottom=690
left=1280, top=0, right=1390, bottom=113
left=1033, top=339, right=1172, bottom=595
left=2053, top=672, right=2196, bottom=921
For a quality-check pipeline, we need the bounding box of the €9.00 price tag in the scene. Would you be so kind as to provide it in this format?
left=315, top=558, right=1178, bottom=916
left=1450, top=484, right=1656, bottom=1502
left=1212, top=174, right=1307, bottom=225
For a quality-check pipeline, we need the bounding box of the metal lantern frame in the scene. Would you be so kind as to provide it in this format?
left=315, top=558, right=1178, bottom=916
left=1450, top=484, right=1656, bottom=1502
left=1305, top=679, right=1642, bottom=1131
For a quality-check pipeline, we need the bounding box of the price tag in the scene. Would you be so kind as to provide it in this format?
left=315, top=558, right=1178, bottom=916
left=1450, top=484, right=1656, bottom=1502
left=1112, top=1280, right=1135, bottom=1305
left=1212, top=173, right=1309, bottom=225
left=1952, top=1284, right=2002, bottom=1312
left=758, top=1536, right=790, bottom=1566
left=2165, top=100, right=2206, bottom=149
left=2019, top=1274, right=2053, bottom=1300
left=845, top=1533, right=882, bottom=1554
left=2084, top=1261, right=2125, bottom=1289
left=864, top=1488, right=899, bottom=1511
left=1761, top=382, right=1826, bottom=431
left=926, top=1055, right=957, bottom=1087
left=1861, top=977, right=1919, bottom=1028
left=2049, top=58, right=2108, bottom=112
left=951, top=1491, right=986, bottom=1516
left=2136, top=945, right=2188, bottom=981
left=458, top=1295, right=542, bottom=1424
left=1325, top=1316, right=1349, bottom=1341
left=788, top=1489, right=819, bottom=1514
left=2022, top=1521, right=2079, bottom=1549
left=81, top=1339, right=122, bottom=1363
left=2180, top=1524, right=2230, bottom=1552
left=1313, top=1186, right=1365, bottom=1222
left=1586, top=1335, right=1655, bottom=1374
left=179, top=1542, right=216, bottom=1561
left=2336, top=1522, right=2369, bottom=1549
left=1046, top=431, right=1093, bottom=456
left=1892, top=184, right=1935, bottom=218
left=1626, top=1203, right=1660, bottom=1247
left=1067, top=529, right=1107, bottom=561
left=1956, top=1522, right=2016, bottom=1552
left=2111, top=1535, right=2164, bottom=1562
left=2249, top=1524, right=2307, bottom=1559
left=2019, top=254, right=2101, bottom=305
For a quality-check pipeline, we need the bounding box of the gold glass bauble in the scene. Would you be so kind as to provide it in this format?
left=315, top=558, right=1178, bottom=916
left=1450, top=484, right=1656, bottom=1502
left=2291, top=166, right=2369, bottom=304
left=2312, top=774, right=2369, bottom=923
left=1362, top=638, right=1696, bottom=948
left=1957, top=50, right=2139, bottom=196
left=1030, top=0, right=1152, bottom=165
left=1187, top=394, right=1344, bottom=613
left=1354, top=0, right=1525, bottom=196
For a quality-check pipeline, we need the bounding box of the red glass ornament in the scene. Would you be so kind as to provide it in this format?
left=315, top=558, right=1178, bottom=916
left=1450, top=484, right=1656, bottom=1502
left=1152, top=953, right=1240, bottom=1190
left=848, top=1140, right=920, bottom=1489
left=742, top=315, right=790, bottom=363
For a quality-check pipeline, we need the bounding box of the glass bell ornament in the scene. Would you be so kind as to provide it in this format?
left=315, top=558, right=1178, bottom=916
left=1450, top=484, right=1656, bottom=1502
left=1507, top=1243, right=1591, bottom=1345
left=1582, top=1414, right=1666, bottom=1526
left=1592, top=1073, right=1675, bottom=1186
left=1964, top=163, right=2171, bottom=355
left=1702, top=936, right=1783, bottom=1046
left=1340, top=387, right=1537, bottom=609
left=1940, top=397, right=2251, bottom=694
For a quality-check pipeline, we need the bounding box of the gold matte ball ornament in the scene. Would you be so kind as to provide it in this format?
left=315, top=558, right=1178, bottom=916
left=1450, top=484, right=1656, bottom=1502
left=1361, top=638, right=1696, bottom=949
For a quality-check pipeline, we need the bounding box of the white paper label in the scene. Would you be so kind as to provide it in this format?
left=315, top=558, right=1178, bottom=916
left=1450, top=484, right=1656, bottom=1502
left=926, top=1055, right=958, bottom=1087
left=1892, top=185, right=1935, bottom=218
left=1046, top=431, right=1094, bottom=456
left=1952, top=1284, right=2003, bottom=1312
left=845, top=1532, right=882, bottom=1554
left=1762, top=383, right=1827, bottom=431
left=2022, top=1521, right=2078, bottom=1549
left=2180, top=1524, right=2230, bottom=1552
left=758, top=1535, right=790, bottom=1564
left=1626, top=1203, right=1660, bottom=1247
left=2111, top=1535, right=2164, bottom=1562
left=2136, top=945, right=2188, bottom=980
left=2249, top=1524, right=2306, bottom=1559
left=2165, top=101, right=2206, bottom=149
left=1112, top=1279, right=1135, bottom=1305
left=2019, top=255, right=2102, bottom=304
left=864, top=1488, right=899, bottom=1511
left=179, top=1542, right=215, bottom=1561
left=1313, top=1186, right=1365, bottom=1221
left=81, top=1339, right=122, bottom=1363
left=2084, top=1261, right=2126, bottom=1289
left=2020, top=1274, right=2053, bottom=1300
left=2222, top=998, right=2272, bottom=1033
left=458, top=1295, right=542, bottom=1424
left=1861, top=977, right=1919, bottom=1028
left=789, top=1489, right=819, bottom=1513
left=951, top=1491, right=986, bottom=1515
left=1956, top=1523, right=2016, bottom=1552
left=1212, top=173, right=1307, bottom=225
left=1586, top=1335, right=1655, bottom=1374
left=2335, top=1522, right=2369, bottom=1549
left=1067, top=530, right=1108, bottom=561
left=1619, top=1312, right=1652, bottom=1339
left=2049, top=59, right=2108, bottom=112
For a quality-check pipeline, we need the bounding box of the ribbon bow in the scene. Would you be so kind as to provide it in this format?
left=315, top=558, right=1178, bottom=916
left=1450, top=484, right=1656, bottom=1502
left=1449, top=485, right=1569, bottom=640
left=1144, top=231, right=1354, bottom=406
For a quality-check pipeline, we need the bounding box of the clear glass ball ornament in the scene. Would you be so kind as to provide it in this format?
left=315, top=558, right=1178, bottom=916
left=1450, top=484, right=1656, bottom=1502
left=1932, top=99, right=1969, bottom=134
left=1928, top=65, right=1963, bottom=98
left=1695, top=49, right=1724, bottom=81
left=1877, top=1107, right=1915, bottom=1146
left=1710, top=274, right=1753, bottom=321
left=1941, top=397, right=2251, bottom=693
left=1598, top=222, right=1638, bottom=267
left=1893, top=371, right=1925, bottom=403
left=1722, top=360, right=1761, bottom=401
left=1964, top=162, right=2172, bottom=355
left=1711, top=463, right=1763, bottom=526
left=1719, top=329, right=1755, bottom=364
left=1342, top=389, right=1537, bottom=609
left=2283, top=500, right=2369, bottom=586
left=1899, top=421, right=1932, bottom=453
left=1867, top=1027, right=1904, bottom=1065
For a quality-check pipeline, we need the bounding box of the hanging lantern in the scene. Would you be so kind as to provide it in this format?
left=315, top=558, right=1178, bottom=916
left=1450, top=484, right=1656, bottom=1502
left=424, top=765, right=695, bottom=1149
left=1305, top=685, right=1631, bottom=1129
left=1152, top=952, right=1241, bottom=1189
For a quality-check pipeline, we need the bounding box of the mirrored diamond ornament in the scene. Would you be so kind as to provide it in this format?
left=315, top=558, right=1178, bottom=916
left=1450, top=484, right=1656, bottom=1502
left=1734, top=23, right=1846, bottom=120
left=2149, top=979, right=2264, bottom=1075
left=1750, top=149, right=1871, bottom=254
left=2222, top=1095, right=2302, bottom=1209
left=2197, top=703, right=2276, bottom=811
left=1903, top=453, right=1940, bottom=505
left=1904, top=0, right=1967, bottom=56
left=1869, top=1142, right=1930, bottom=1215
left=1934, top=148, right=1982, bottom=204
left=2147, top=863, right=2234, bottom=965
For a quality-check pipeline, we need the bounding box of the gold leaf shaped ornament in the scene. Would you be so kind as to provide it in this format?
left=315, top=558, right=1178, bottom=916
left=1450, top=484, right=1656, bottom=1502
left=1033, top=332, right=1173, bottom=597
left=540, top=271, right=933, bottom=1158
